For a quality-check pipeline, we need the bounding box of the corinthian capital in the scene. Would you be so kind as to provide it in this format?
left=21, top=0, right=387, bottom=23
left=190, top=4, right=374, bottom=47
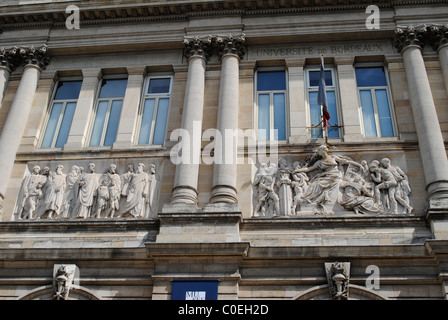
left=19, top=45, right=50, bottom=70
left=394, top=25, right=427, bottom=53
left=429, top=23, right=448, bottom=51
left=0, top=47, right=19, bottom=72
left=183, top=35, right=213, bottom=61
left=215, top=33, right=246, bottom=60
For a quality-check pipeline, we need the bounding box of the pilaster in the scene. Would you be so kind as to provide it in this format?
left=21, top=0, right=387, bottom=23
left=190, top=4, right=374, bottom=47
left=286, top=58, right=308, bottom=144
left=64, top=68, right=102, bottom=150
left=113, top=66, right=147, bottom=149
left=334, top=56, right=364, bottom=142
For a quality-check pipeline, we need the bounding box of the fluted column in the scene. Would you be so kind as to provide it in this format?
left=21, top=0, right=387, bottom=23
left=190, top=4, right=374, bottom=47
left=395, top=26, right=448, bottom=213
left=210, top=34, right=245, bottom=204
left=170, top=36, right=212, bottom=204
left=0, top=45, right=50, bottom=211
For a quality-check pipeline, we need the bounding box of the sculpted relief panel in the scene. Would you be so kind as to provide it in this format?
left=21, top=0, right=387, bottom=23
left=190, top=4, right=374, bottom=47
left=14, top=161, right=159, bottom=221
left=253, top=145, right=413, bottom=217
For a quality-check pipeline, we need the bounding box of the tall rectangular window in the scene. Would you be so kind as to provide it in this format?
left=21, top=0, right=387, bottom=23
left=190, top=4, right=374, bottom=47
left=137, top=76, right=172, bottom=145
left=89, top=78, right=127, bottom=147
left=41, top=80, right=82, bottom=148
left=306, top=68, right=340, bottom=139
left=256, top=70, right=287, bottom=141
left=355, top=66, right=395, bottom=138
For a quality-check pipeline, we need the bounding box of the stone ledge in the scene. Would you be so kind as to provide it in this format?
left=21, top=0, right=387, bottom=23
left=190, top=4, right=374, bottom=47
left=0, top=219, right=159, bottom=232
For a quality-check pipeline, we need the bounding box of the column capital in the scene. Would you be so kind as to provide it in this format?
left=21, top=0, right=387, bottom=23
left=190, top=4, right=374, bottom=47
left=183, top=35, right=213, bottom=62
left=394, top=25, right=427, bottom=53
left=215, top=33, right=246, bottom=60
left=19, top=45, right=50, bottom=71
left=429, top=23, right=448, bottom=52
left=0, top=47, right=20, bottom=72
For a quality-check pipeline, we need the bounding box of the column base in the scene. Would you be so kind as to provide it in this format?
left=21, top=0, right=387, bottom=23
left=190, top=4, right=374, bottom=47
left=170, top=185, right=198, bottom=205
left=210, top=185, right=238, bottom=204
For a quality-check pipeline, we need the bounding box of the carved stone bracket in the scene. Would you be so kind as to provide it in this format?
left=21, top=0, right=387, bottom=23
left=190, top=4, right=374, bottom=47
left=19, top=45, right=50, bottom=70
left=215, top=33, right=246, bottom=60
left=53, top=264, right=77, bottom=300
left=183, top=35, right=213, bottom=61
left=394, top=25, right=427, bottom=53
left=325, top=262, right=350, bottom=300
left=429, top=23, right=448, bottom=51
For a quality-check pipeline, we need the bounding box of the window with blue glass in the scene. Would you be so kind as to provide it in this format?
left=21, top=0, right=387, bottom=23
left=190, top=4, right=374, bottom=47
left=137, top=76, right=172, bottom=145
left=306, top=68, right=340, bottom=139
left=355, top=66, right=395, bottom=138
left=41, top=80, right=82, bottom=148
left=89, top=78, right=128, bottom=147
left=256, top=70, right=287, bottom=141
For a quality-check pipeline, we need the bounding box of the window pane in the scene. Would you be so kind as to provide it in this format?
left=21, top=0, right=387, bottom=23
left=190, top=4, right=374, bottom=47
left=54, top=81, right=82, bottom=100
left=257, top=71, right=286, bottom=91
left=103, top=100, right=122, bottom=146
left=375, top=89, right=394, bottom=137
left=356, top=67, right=387, bottom=87
left=99, top=79, right=128, bottom=98
left=309, top=91, right=323, bottom=138
left=326, top=91, right=339, bottom=138
left=359, top=90, right=378, bottom=137
left=152, top=98, right=169, bottom=145
left=273, top=93, right=286, bottom=140
left=90, top=101, right=109, bottom=146
left=41, top=102, right=63, bottom=148
left=55, top=102, right=76, bottom=148
left=148, top=78, right=171, bottom=94
left=309, top=70, right=332, bottom=87
left=258, top=94, right=270, bottom=140
left=138, top=99, right=156, bottom=145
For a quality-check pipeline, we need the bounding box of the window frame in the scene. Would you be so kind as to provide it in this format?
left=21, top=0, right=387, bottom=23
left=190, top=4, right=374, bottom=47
left=39, top=78, right=83, bottom=149
left=135, top=74, right=173, bottom=146
left=354, top=63, right=397, bottom=138
left=88, top=75, right=128, bottom=147
left=305, top=66, right=342, bottom=139
left=254, top=67, right=289, bottom=142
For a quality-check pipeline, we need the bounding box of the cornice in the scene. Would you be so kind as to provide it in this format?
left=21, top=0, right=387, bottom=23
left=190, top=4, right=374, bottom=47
left=0, top=0, right=446, bottom=30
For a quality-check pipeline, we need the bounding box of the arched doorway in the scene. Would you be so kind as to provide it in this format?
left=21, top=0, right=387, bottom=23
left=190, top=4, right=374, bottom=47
left=292, top=284, right=389, bottom=300
left=18, top=285, right=101, bottom=300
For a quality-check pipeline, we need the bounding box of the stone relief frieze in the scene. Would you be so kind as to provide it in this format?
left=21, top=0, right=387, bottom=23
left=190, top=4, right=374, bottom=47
left=253, top=145, right=413, bottom=217
left=14, top=162, right=158, bottom=221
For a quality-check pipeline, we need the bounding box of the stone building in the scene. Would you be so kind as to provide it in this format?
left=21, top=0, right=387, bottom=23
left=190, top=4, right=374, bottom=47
left=0, top=0, right=448, bottom=300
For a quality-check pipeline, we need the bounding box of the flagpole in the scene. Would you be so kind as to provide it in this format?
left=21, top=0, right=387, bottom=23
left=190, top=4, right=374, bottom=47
left=320, top=51, right=328, bottom=146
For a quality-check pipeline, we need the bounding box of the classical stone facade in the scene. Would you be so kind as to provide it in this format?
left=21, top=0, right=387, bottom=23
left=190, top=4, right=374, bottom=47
left=1, top=0, right=448, bottom=301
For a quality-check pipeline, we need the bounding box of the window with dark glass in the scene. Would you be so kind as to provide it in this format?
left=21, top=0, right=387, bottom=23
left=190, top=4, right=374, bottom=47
left=306, top=68, right=340, bottom=139
left=89, top=78, right=127, bottom=147
left=137, top=76, right=172, bottom=145
left=41, top=80, right=82, bottom=148
left=256, top=70, right=287, bottom=141
left=355, top=66, right=395, bottom=138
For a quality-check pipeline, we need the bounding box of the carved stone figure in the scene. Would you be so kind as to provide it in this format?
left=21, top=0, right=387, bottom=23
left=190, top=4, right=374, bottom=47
left=20, top=182, right=43, bottom=220
left=252, top=145, right=413, bottom=217
left=120, top=163, right=150, bottom=218
left=253, top=163, right=280, bottom=217
left=295, top=145, right=362, bottom=213
left=73, top=163, right=99, bottom=218
left=145, top=164, right=157, bottom=218
left=291, top=161, right=309, bottom=214
left=92, top=179, right=109, bottom=219
left=15, top=165, right=45, bottom=220
left=36, top=165, right=66, bottom=219
left=325, top=262, right=350, bottom=300
left=61, top=165, right=80, bottom=218
left=53, top=265, right=76, bottom=301
left=276, top=158, right=293, bottom=216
